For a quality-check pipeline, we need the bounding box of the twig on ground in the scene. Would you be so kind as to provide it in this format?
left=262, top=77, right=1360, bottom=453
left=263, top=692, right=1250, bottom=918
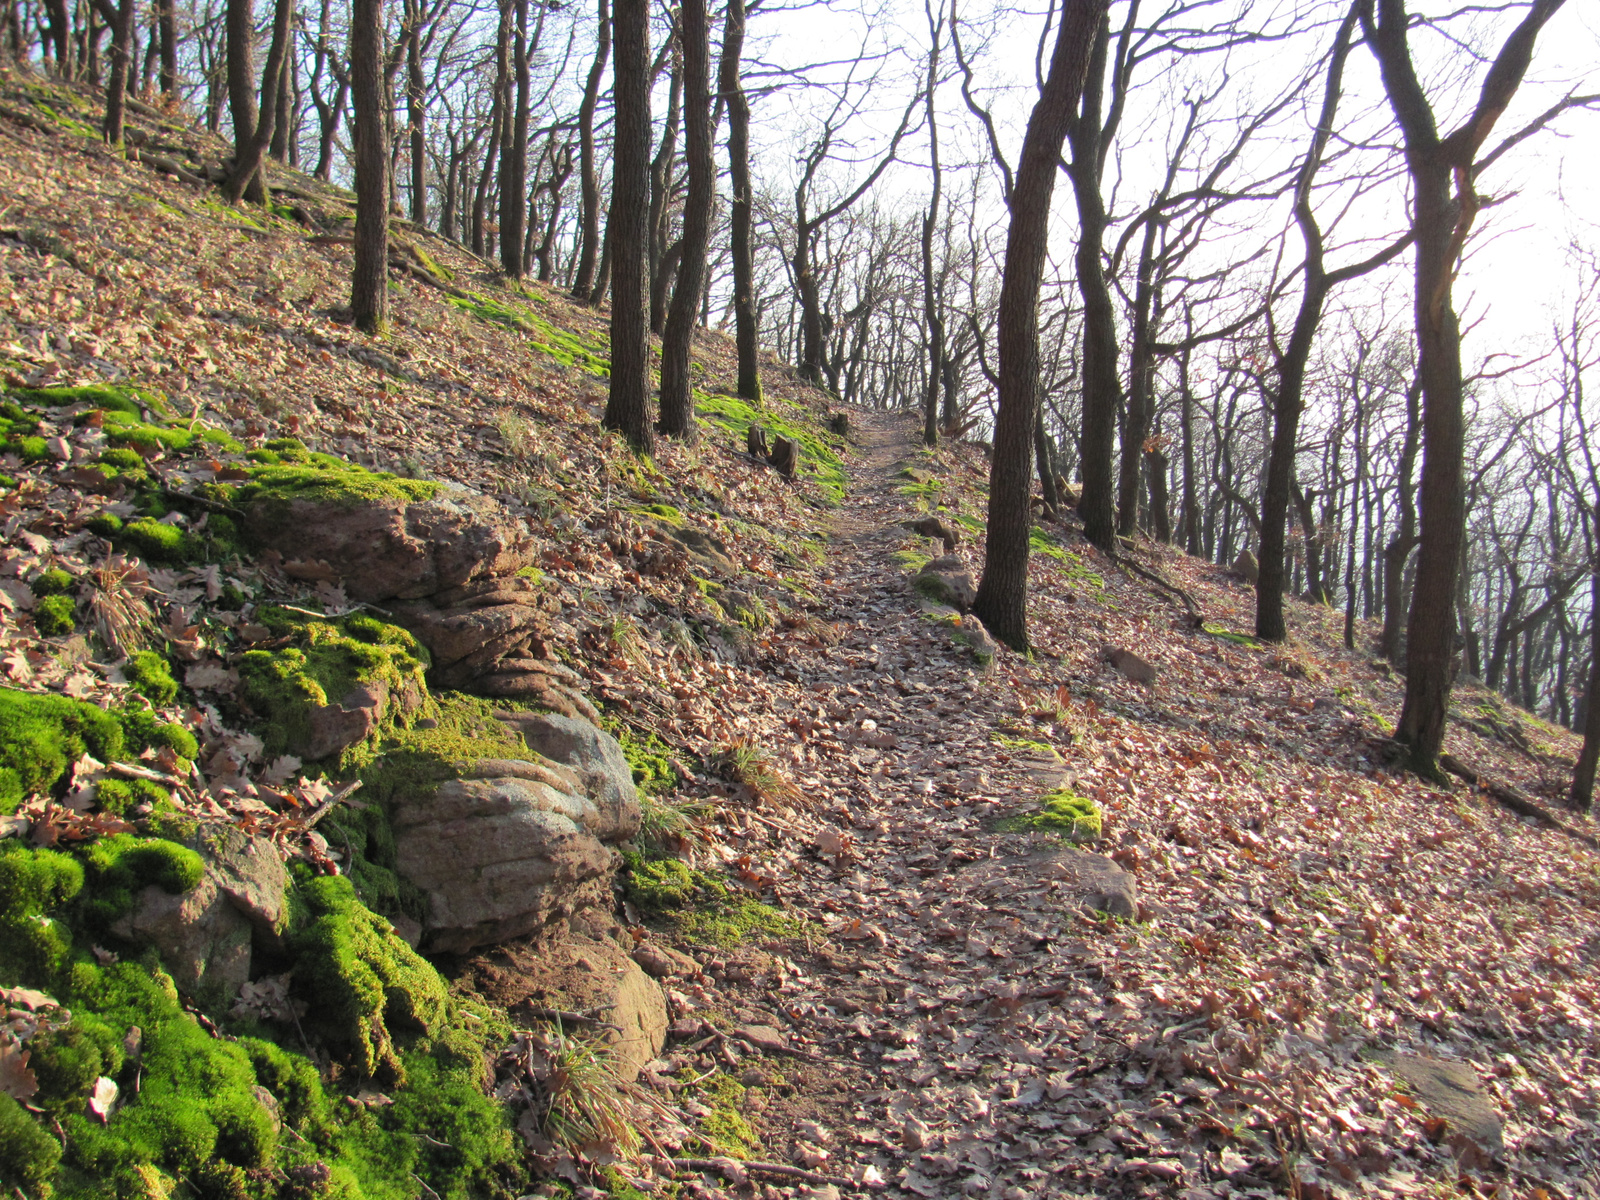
left=672, top=1157, right=881, bottom=1191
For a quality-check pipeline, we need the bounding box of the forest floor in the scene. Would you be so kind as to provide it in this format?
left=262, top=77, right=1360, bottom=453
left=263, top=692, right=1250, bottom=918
left=1, top=70, right=1598, bottom=1200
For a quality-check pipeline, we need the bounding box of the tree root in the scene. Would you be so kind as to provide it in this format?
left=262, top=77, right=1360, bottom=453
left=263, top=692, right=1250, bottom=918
left=1110, top=551, right=1204, bottom=628
left=1438, top=753, right=1600, bottom=851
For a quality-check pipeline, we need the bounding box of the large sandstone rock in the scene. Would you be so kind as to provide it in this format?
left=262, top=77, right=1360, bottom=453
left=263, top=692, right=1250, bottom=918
left=1384, top=1055, right=1504, bottom=1159
left=391, top=719, right=641, bottom=954
left=1232, top=549, right=1259, bottom=584
left=243, top=488, right=535, bottom=603
left=914, top=555, right=977, bottom=609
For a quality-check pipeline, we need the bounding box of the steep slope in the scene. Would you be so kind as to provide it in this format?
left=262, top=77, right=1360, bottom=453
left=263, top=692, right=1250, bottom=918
left=2, top=70, right=1599, bottom=1200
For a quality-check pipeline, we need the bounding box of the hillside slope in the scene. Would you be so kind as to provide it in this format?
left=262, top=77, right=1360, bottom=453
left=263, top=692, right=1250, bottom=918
left=2, top=72, right=1598, bottom=1200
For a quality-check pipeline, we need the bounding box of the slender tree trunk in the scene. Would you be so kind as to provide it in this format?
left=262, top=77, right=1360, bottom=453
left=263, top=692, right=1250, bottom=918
left=919, top=1, right=945, bottom=447
left=1117, top=217, right=1161, bottom=535
left=648, top=54, right=683, bottom=333
left=1066, top=21, right=1118, bottom=553
left=499, top=0, right=531, bottom=277
left=406, top=0, right=428, bottom=227
left=572, top=0, right=610, bottom=299
left=94, top=0, right=134, bottom=144
left=659, top=0, right=710, bottom=438
left=602, top=0, right=652, bottom=452
left=226, top=0, right=293, bottom=204
left=1570, top=572, right=1599, bottom=810
left=350, top=0, right=389, bottom=334
left=719, top=0, right=758, bottom=400
left=225, top=0, right=258, bottom=156
left=972, top=0, right=1106, bottom=651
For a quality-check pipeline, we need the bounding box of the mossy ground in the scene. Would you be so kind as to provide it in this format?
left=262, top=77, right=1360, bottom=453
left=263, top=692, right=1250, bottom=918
left=620, top=853, right=801, bottom=949
left=688, top=1072, right=760, bottom=1158
left=995, top=788, right=1104, bottom=842
left=0, top=700, right=524, bottom=1200
left=693, top=390, right=847, bottom=503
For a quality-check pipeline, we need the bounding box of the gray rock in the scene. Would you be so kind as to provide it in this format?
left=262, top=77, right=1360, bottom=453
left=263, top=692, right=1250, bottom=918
left=645, top=522, right=739, bottom=577
left=110, top=874, right=252, bottom=1006
left=963, top=848, right=1138, bottom=919
left=516, top=936, right=668, bottom=1083
left=1386, top=1055, right=1504, bottom=1158
left=1103, top=645, right=1158, bottom=684
left=956, top=614, right=999, bottom=662
left=914, top=555, right=977, bottom=609
left=205, top=830, right=289, bottom=946
left=242, top=488, right=535, bottom=604
left=1232, top=549, right=1259, bottom=584
left=497, top=712, right=641, bottom=839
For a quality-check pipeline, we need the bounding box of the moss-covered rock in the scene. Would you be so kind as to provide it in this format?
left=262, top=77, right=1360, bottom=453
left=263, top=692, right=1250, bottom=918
left=237, top=609, right=430, bottom=764
left=293, top=875, right=448, bottom=1083
left=124, top=650, right=179, bottom=706
left=31, top=567, right=75, bottom=597
left=0, top=689, right=126, bottom=814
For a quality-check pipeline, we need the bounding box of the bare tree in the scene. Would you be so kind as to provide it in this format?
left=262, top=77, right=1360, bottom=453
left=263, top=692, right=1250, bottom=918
left=659, top=0, right=712, bottom=439
left=972, top=0, right=1107, bottom=652
left=350, top=0, right=389, bottom=334
left=602, top=0, right=652, bottom=452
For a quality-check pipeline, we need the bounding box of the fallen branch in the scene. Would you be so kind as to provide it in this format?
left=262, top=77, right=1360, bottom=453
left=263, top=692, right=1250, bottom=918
left=128, top=148, right=209, bottom=189
left=515, top=1005, right=623, bottom=1034
left=302, top=779, right=363, bottom=829
left=1111, top=552, right=1204, bottom=628
left=106, top=761, right=185, bottom=787
left=672, top=1156, right=880, bottom=1191
left=1439, top=753, right=1600, bottom=851
left=0, top=102, right=57, bottom=136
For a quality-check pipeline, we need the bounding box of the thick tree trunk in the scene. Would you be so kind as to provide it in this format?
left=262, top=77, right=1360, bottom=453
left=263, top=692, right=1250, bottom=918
left=96, top=0, right=134, bottom=144
left=350, top=0, right=389, bottom=334
left=972, top=0, right=1105, bottom=652
left=500, top=0, right=531, bottom=277
left=602, top=0, right=652, bottom=452
left=225, top=0, right=258, bottom=158
left=572, top=0, right=611, bottom=300
left=659, top=0, right=711, bottom=439
left=719, top=0, right=759, bottom=401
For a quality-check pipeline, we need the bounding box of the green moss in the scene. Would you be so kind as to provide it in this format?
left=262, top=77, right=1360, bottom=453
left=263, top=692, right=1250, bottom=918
left=32, top=567, right=75, bottom=596
left=237, top=609, right=430, bottom=764
left=610, top=726, right=680, bottom=797
left=448, top=293, right=612, bottom=377
left=627, top=502, right=684, bottom=525
left=115, top=517, right=205, bottom=565
left=87, top=512, right=124, bottom=537
left=117, top=709, right=199, bottom=763
left=693, top=391, right=847, bottom=503
left=0, top=841, right=83, bottom=981
left=28, top=1014, right=126, bottom=1115
left=1029, top=525, right=1070, bottom=562
left=125, top=650, right=179, bottom=706
left=77, top=834, right=205, bottom=929
left=622, top=855, right=801, bottom=947
left=996, top=788, right=1102, bottom=842
left=893, top=548, right=933, bottom=572
left=35, top=592, right=77, bottom=636
left=8, top=383, right=168, bottom=418
left=1205, top=626, right=1262, bottom=647
left=0, top=1092, right=63, bottom=1198
left=94, top=778, right=168, bottom=817
left=238, top=463, right=440, bottom=509
left=690, top=1074, right=759, bottom=1158
left=293, top=875, right=449, bottom=1083
left=0, top=688, right=127, bottom=814
left=621, top=853, right=726, bottom=910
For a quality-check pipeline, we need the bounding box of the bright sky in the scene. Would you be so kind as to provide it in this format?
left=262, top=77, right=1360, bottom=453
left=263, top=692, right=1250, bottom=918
left=744, top=0, right=1600, bottom=390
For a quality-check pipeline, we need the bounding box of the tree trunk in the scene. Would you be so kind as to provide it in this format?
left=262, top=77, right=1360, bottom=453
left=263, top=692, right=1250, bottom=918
left=602, top=0, right=652, bottom=452
left=350, top=0, right=389, bottom=334
left=648, top=53, right=683, bottom=334
left=498, top=0, right=531, bottom=276
left=572, top=0, right=611, bottom=300
left=919, top=2, right=945, bottom=447
left=719, top=0, right=759, bottom=400
left=96, top=0, right=134, bottom=144
left=406, top=0, right=428, bottom=227
left=1065, top=21, right=1118, bottom=553
left=225, top=0, right=258, bottom=160
left=1570, top=573, right=1599, bottom=811
left=972, top=0, right=1105, bottom=652
left=226, top=0, right=293, bottom=204
left=1117, top=215, right=1161, bottom=535
left=659, top=0, right=710, bottom=438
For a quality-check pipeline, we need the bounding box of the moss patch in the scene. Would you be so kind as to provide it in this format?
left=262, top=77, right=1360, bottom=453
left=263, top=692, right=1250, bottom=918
left=996, top=788, right=1103, bottom=842
left=236, top=609, right=431, bottom=765
left=0, top=689, right=126, bottom=814
left=7, top=382, right=169, bottom=418
left=33, top=593, right=76, bottom=636
left=449, top=292, right=611, bottom=376
left=689, top=1073, right=760, bottom=1158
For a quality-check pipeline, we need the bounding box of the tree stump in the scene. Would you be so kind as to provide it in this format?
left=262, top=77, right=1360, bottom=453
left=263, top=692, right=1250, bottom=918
left=746, top=425, right=770, bottom=458
left=769, top=436, right=798, bottom=479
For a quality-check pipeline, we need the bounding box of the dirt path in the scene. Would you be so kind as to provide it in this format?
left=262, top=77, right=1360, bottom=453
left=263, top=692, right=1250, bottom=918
left=685, top=406, right=1133, bottom=1199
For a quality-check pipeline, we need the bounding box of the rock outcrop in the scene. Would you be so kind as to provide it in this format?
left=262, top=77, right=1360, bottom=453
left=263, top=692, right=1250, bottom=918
left=391, top=714, right=642, bottom=954
left=242, top=486, right=595, bottom=707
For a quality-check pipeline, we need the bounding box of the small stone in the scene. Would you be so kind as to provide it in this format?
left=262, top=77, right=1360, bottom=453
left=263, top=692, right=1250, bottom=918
left=1103, top=645, right=1158, bottom=684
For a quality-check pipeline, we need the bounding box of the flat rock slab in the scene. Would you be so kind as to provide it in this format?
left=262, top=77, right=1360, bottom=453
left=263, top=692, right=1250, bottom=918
left=1384, top=1054, right=1504, bottom=1156
left=963, top=847, right=1137, bottom=919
